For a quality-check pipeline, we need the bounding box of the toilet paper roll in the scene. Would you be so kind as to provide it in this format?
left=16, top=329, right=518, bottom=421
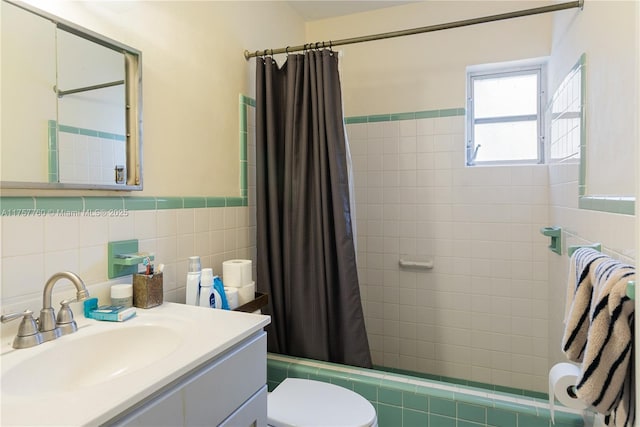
left=224, top=287, right=239, bottom=310
left=223, top=259, right=252, bottom=287
left=549, top=363, right=588, bottom=423
left=237, top=281, right=256, bottom=306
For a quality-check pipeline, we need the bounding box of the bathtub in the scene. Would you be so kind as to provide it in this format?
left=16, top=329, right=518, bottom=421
left=267, top=353, right=589, bottom=427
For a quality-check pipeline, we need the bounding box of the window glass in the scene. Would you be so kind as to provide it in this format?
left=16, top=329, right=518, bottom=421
left=466, top=63, right=545, bottom=165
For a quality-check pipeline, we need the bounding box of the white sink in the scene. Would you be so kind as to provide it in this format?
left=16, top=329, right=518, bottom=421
left=2, top=324, right=182, bottom=396
left=1, top=302, right=270, bottom=426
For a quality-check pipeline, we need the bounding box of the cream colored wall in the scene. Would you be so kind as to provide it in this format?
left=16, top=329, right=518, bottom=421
left=13, top=0, right=305, bottom=196
left=305, top=1, right=553, bottom=116
left=1, top=1, right=56, bottom=183
left=548, top=0, right=637, bottom=197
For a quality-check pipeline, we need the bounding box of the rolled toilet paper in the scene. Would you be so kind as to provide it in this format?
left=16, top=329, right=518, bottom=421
left=549, top=363, right=588, bottom=423
left=223, top=259, right=252, bottom=287
left=224, top=287, right=239, bottom=310
left=237, top=281, right=256, bottom=305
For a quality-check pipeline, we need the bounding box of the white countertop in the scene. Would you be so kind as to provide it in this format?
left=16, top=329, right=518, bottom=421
left=1, top=302, right=270, bottom=426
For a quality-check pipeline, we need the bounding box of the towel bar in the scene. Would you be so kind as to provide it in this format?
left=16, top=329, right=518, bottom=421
left=567, top=243, right=601, bottom=257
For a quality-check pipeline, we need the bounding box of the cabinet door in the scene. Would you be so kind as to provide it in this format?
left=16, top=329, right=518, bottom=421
left=219, top=385, right=267, bottom=427
left=183, top=332, right=266, bottom=426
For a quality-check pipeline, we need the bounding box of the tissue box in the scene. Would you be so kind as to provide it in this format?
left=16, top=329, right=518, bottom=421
left=133, top=272, right=163, bottom=308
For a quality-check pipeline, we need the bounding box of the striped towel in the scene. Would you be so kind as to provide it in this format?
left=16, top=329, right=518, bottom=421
left=563, top=248, right=635, bottom=426
left=562, top=248, right=607, bottom=360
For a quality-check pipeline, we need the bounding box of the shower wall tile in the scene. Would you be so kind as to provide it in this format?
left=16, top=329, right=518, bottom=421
left=347, top=110, right=551, bottom=393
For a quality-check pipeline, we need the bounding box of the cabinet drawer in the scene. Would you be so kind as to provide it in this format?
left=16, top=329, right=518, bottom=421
left=219, top=385, right=268, bottom=427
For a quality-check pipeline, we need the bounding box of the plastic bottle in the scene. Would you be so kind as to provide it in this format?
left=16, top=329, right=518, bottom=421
left=199, top=268, right=214, bottom=307
left=213, top=276, right=229, bottom=310
left=185, top=256, right=201, bottom=306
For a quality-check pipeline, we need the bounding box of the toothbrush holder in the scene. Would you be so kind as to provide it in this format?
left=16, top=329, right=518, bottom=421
left=133, top=272, right=163, bottom=309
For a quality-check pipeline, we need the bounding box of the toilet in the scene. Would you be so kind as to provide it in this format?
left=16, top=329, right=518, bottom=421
left=267, top=378, right=378, bottom=427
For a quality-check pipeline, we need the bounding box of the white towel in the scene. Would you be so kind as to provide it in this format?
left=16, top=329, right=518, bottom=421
left=563, top=249, right=635, bottom=426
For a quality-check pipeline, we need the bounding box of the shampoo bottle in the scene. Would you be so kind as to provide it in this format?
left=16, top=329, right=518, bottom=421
left=185, top=256, right=201, bottom=306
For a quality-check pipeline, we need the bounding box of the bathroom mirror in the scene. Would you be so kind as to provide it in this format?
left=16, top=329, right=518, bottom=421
left=0, top=0, right=143, bottom=190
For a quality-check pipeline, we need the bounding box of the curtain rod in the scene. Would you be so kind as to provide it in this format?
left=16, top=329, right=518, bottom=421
left=244, top=0, right=583, bottom=60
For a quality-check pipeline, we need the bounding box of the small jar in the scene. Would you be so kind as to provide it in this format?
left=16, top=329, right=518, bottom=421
left=111, top=284, right=133, bottom=308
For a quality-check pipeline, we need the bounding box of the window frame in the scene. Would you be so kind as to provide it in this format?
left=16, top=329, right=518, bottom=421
left=466, top=61, right=547, bottom=166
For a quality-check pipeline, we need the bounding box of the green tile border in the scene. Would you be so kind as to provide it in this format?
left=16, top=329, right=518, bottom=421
left=267, top=354, right=584, bottom=427
left=0, top=196, right=250, bottom=215
left=344, top=107, right=465, bottom=124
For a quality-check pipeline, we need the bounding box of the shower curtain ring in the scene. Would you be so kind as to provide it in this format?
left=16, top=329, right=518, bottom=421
left=285, top=46, right=290, bottom=56
left=315, top=41, right=320, bottom=50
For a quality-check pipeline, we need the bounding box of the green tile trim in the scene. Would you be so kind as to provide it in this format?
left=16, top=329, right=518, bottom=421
left=206, top=197, right=227, bottom=207
left=415, top=110, right=440, bottom=119
left=156, top=197, right=184, bottom=210
left=344, top=107, right=465, bottom=125
left=57, top=122, right=125, bottom=141
left=579, top=196, right=635, bottom=215
left=0, top=197, right=35, bottom=212
left=84, top=197, right=124, bottom=210
left=344, top=116, right=368, bottom=124
left=390, top=112, right=415, bottom=121
left=226, top=196, right=245, bottom=207
left=368, top=114, right=391, bottom=122
left=124, top=197, right=157, bottom=211
left=183, top=197, right=206, bottom=208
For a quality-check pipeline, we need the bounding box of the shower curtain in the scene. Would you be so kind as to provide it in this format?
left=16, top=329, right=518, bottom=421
left=255, top=50, right=372, bottom=368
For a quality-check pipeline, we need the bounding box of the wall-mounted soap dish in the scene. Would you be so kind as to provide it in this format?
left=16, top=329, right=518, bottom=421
left=540, top=226, right=562, bottom=255
left=108, top=239, right=154, bottom=279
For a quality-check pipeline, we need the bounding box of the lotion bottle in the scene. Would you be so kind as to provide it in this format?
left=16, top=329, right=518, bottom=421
left=185, top=256, right=201, bottom=306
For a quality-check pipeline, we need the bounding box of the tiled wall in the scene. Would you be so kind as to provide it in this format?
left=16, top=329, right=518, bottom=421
left=267, top=354, right=585, bottom=427
left=346, top=110, right=552, bottom=393
left=0, top=199, right=254, bottom=313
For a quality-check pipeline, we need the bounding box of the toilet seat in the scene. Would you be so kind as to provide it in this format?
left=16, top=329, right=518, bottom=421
left=267, top=378, right=377, bottom=427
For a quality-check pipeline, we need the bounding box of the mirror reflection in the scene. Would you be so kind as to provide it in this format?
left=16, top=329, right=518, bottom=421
left=0, top=0, right=142, bottom=190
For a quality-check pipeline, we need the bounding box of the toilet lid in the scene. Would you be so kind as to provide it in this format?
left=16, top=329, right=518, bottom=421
left=268, top=378, right=377, bottom=427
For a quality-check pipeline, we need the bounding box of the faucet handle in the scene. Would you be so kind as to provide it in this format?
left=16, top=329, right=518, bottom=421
left=1, top=310, right=44, bottom=349
left=56, top=299, right=78, bottom=336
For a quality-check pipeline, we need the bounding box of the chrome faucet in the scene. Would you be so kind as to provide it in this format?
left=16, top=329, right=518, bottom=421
left=1, top=272, right=89, bottom=349
left=39, top=271, right=90, bottom=342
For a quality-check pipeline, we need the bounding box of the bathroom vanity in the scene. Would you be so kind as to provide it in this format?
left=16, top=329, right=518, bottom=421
left=1, top=303, right=270, bottom=426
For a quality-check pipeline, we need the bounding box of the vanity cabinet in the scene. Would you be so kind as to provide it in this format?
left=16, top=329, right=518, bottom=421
left=107, top=331, right=267, bottom=427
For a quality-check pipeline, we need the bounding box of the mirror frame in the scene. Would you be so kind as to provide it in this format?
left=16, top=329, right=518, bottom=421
left=1, top=0, right=143, bottom=191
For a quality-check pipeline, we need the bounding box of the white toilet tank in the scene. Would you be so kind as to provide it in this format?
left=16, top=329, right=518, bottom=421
left=267, top=378, right=378, bottom=427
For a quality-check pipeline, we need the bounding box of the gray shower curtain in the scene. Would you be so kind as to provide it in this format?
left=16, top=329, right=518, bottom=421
left=255, top=50, right=372, bottom=368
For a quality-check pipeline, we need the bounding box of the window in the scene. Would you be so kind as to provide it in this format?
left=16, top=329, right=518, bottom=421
left=466, top=61, right=546, bottom=165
